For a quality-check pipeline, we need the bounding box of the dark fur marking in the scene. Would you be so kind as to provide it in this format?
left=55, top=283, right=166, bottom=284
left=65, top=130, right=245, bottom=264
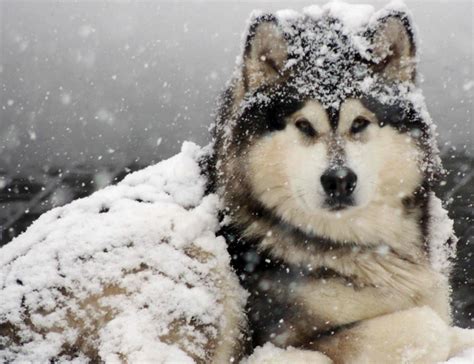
left=242, top=194, right=366, bottom=252
left=360, top=94, right=441, bottom=190
left=231, top=85, right=305, bottom=152
left=326, top=106, right=339, bottom=130
left=360, top=95, right=419, bottom=129
left=305, top=321, right=358, bottom=346
left=222, top=224, right=354, bottom=349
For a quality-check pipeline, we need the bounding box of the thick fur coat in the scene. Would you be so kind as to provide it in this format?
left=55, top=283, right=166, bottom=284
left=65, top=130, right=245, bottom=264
left=210, top=4, right=474, bottom=363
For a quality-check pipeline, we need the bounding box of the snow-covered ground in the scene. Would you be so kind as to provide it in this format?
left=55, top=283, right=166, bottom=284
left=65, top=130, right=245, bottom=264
left=0, top=142, right=245, bottom=362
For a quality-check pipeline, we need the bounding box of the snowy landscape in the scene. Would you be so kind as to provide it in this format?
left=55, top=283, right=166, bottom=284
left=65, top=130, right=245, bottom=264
left=0, top=0, right=473, bottom=362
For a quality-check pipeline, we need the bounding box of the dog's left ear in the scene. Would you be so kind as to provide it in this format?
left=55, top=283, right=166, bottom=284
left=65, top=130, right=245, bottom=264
left=370, top=13, right=416, bottom=83
left=242, top=15, right=289, bottom=91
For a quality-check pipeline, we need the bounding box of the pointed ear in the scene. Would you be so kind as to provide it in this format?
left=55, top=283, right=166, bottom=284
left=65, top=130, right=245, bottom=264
left=242, top=15, right=289, bottom=91
left=370, top=14, right=416, bottom=83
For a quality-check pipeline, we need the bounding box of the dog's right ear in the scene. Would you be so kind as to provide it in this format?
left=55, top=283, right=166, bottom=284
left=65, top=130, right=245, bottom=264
left=242, top=15, right=288, bottom=91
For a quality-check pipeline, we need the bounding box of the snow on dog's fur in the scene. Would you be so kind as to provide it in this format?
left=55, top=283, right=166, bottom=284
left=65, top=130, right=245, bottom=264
left=211, top=1, right=474, bottom=363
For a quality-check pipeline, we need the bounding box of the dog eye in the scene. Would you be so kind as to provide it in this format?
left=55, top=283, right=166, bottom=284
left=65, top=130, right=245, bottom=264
left=295, top=118, right=317, bottom=137
left=350, top=117, right=370, bottom=134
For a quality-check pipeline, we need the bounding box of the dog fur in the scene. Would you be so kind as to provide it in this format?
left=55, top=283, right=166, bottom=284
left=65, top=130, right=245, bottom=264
left=210, top=7, right=473, bottom=364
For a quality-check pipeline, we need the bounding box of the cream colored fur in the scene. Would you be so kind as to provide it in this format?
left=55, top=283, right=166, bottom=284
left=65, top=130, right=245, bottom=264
left=246, top=344, right=332, bottom=364
left=237, top=98, right=473, bottom=361
left=218, top=11, right=474, bottom=364
left=247, top=99, right=425, bottom=254
left=315, top=306, right=471, bottom=364
left=248, top=307, right=474, bottom=364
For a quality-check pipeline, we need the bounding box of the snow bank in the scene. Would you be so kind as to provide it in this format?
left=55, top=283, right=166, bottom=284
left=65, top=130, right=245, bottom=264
left=0, top=142, right=245, bottom=363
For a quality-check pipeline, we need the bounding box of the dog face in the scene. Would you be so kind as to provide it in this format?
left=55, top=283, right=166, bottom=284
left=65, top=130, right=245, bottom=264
left=246, top=97, right=423, bottom=218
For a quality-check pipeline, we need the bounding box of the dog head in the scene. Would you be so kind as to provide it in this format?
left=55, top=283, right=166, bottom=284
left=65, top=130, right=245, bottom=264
left=215, top=6, right=440, bottom=245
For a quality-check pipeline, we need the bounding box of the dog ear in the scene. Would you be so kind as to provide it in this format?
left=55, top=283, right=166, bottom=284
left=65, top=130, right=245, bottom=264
left=242, top=15, right=288, bottom=91
left=370, top=14, right=416, bottom=83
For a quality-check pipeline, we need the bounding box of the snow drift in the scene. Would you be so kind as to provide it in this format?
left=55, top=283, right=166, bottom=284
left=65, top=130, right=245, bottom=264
left=0, top=142, right=245, bottom=363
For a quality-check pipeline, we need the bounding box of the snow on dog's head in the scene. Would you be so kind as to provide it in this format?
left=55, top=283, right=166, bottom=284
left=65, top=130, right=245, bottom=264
left=214, top=1, right=448, bottom=253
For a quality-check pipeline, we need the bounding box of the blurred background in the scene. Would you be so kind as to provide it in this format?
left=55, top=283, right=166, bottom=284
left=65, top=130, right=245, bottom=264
left=0, top=1, right=472, bottom=327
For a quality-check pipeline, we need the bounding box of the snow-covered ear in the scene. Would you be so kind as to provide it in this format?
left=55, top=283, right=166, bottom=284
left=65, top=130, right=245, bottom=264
left=371, top=14, right=416, bottom=83
left=242, top=15, right=288, bottom=91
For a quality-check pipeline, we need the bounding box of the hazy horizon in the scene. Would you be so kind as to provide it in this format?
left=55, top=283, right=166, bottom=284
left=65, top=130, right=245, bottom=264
left=1, top=1, right=472, bottom=174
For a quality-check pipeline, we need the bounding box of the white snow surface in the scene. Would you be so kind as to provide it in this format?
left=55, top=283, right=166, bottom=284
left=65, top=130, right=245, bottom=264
left=0, top=142, right=245, bottom=363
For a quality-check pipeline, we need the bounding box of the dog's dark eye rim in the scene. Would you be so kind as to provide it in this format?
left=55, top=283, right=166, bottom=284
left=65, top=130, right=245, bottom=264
left=295, top=118, right=317, bottom=137
left=350, top=116, right=371, bottom=134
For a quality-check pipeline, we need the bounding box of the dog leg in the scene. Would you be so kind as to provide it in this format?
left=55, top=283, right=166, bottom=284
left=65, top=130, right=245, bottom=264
left=244, top=343, right=333, bottom=364
left=315, top=306, right=453, bottom=364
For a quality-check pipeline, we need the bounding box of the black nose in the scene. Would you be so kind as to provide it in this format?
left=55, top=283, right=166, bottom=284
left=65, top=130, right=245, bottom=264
left=320, top=167, right=357, bottom=199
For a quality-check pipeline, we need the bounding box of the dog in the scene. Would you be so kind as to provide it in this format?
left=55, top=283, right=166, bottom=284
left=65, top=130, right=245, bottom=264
left=209, top=3, right=474, bottom=363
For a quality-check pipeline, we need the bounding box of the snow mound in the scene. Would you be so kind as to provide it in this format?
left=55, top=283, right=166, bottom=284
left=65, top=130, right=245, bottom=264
left=0, top=142, right=245, bottom=363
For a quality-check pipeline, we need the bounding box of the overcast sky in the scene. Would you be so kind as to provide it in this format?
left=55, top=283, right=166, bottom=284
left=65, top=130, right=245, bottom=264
left=0, top=1, right=472, bottom=173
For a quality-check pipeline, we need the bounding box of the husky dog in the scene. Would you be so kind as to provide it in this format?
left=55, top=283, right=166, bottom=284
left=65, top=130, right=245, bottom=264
left=211, top=4, right=474, bottom=363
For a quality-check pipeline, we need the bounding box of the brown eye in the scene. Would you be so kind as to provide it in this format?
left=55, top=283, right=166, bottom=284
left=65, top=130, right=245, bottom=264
left=295, top=118, right=317, bottom=137
left=350, top=117, right=370, bottom=134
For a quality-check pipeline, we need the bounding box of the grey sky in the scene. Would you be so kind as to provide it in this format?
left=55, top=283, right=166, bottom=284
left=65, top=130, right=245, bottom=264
left=0, top=1, right=472, bottom=172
